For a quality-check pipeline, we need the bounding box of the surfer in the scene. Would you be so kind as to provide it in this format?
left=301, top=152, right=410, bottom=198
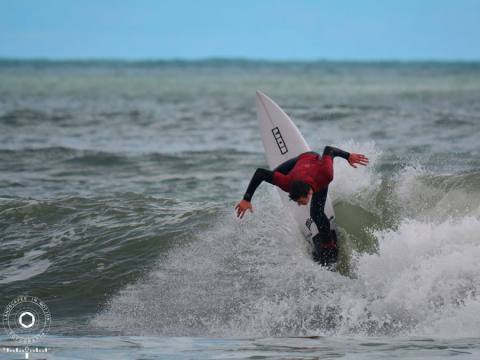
left=235, top=146, right=369, bottom=265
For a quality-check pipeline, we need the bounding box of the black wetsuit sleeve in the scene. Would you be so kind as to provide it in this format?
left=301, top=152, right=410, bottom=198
left=323, top=146, right=350, bottom=160
left=243, top=168, right=274, bottom=201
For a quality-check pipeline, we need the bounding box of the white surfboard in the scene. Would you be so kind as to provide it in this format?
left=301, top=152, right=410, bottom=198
left=255, top=90, right=338, bottom=250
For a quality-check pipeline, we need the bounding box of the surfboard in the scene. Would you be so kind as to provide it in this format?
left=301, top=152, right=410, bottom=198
left=255, top=91, right=338, bottom=262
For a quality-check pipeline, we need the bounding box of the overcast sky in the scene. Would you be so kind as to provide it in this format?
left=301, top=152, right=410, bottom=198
left=1, top=0, right=479, bottom=60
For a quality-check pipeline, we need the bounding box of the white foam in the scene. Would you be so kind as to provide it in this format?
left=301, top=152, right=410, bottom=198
left=344, top=216, right=480, bottom=336
left=330, top=139, right=382, bottom=202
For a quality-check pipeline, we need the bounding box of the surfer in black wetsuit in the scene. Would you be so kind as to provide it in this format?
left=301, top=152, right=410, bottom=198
left=235, top=146, right=369, bottom=266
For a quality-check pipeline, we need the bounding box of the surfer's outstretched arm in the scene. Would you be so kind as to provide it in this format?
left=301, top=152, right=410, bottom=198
left=235, top=168, right=273, bottom=218
left=236, top=155, right=301, bottom=218
left=323, top=146, right=369, bottom=168
left=323, top=146, right=350, bottom=160
left=243, top=168, right=274, bottom=202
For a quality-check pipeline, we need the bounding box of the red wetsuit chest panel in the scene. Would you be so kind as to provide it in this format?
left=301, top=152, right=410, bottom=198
left=272, top=153, right=334, bottom=193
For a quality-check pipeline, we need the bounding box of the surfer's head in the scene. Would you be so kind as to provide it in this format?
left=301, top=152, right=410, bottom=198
left=289, top=181, right=312, bottom=205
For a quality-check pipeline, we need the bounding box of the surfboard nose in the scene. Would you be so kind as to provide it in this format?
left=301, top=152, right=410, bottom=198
left=256, top=90, right=266, bottom=98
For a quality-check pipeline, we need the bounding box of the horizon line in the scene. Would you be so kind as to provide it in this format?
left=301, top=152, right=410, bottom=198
left=1, top=56, right=480, bottom=64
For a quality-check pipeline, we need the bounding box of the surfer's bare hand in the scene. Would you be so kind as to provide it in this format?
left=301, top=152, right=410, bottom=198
left=235, top=200, right=253, bottom=219
left=348, top=153, right=369, bottom=168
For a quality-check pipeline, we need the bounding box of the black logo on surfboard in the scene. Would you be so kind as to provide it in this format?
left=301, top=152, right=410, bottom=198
left=271, top=127, right=288, bottom=155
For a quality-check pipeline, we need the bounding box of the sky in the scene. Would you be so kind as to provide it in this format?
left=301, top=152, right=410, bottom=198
left=1, top=0, right=479, bottom=61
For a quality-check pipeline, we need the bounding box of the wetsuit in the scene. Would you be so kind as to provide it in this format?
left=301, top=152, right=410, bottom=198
left=243, top=146, right=350, bottom=265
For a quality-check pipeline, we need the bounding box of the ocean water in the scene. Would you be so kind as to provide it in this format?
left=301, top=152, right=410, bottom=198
left=0, top=60, right=479, bottom=359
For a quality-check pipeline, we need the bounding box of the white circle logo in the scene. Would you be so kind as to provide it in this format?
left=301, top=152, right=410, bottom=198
left=3, top=296, right=51, bottom=344
left=19, top=312, right=36, bottom=328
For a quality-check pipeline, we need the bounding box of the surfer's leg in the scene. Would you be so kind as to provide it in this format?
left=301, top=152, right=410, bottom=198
left=310, top=187, right=330, bottom=241
left=310, top=187, right=338, bottom=265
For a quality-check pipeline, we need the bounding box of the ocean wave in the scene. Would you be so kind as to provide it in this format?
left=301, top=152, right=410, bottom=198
left=91, top=152, right=480, bottom=338
left=0, top=146, right=260, bottom=171
left=0, top=109, right=71, bottom=125
left=91, top=195, right=480, bottom=338
left=0, top=194, right=221, bottom=318
left=2, top=141, right=479, bottom=337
